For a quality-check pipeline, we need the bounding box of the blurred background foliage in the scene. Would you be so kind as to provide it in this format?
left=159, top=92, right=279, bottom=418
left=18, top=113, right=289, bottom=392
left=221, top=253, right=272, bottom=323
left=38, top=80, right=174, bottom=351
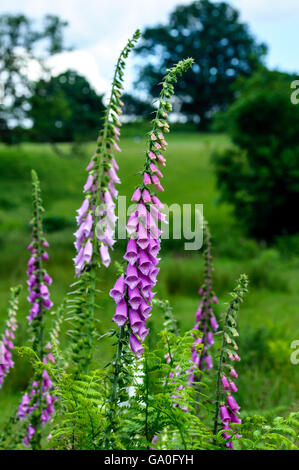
left=0, top=0, right=298, bottom=423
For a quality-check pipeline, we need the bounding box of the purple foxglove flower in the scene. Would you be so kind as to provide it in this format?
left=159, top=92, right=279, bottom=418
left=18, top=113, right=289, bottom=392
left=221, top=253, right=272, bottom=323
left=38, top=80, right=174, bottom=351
left=127, top=212, right=139, bottom=235
left=111, top=157, right=119, bottom=170
left=148, top=151, right=156, bottom=160
left=104, top=190, right=115, bottom=209
left=230, top=381, right=238, bottom=393
left=137, top=202, right=148, bottom=221
left=148, top=266, right=159, bottom=283
left=109, top=274, right=126, bottom=303
left=142, top=189, right=151, bottom=203
left=125, top=265, right=139, bottom=290
left=137, top=223, right=149, bottom=250
left=212, top=295, right=218, bottom=304
left=139, top=274, right=154, bottom=295
left=129, top=334, right=144, bottom=357
left=128, top=287, right=142, bottom=310
left=205, top=355, right=213, bottom=369
left=114, top=142, right=121, bottom=152
left=143, top=173, right=151, bottom=185
left=210, top=316, right=219, bottom=331
left=40, top=284, right=49, bottom=299
left=84, top=173, right=94, bottom=192
left=138, top=251, right=152, bottom=276
left=129, top=309, right=144, bottom=334
left=113, top=300, right=128, bottom=327
left=85, top=158, right=95, bottom=171
left=221, top=375, right=230, bottom=391
left=230, top=368, right=238, bottom=379
left=43, top=273, right=52, bottom=285
left=207, top=331, right=214, bottom=345
left=139, top=300, right=152, bottom=319
left=124, top=239, right=138, bottom=265
left=220, top=405, right=231, bottom=424
left=108, top=180, right=118, bottom=198
left=138, top=325, right=150, bottom=343
left=76, top=198, right=89, bottom=222
left=108, top=167, right=120, bottom=184
left=42, top=252, right=49, bottom=261
left=100, top=244, right=110, bottom=267
left=131, top=188, right=141, bottom=202
left=28, top=256, right=35, bottom=267
left=42, top=298, right=53, bottom=309
left=230, top=412, right=242, bottom=424
left=151, top=195, right=164, bottom=209
left=42, top=370, right=52, bottom=391
left=227, top=394, right=240, bottom=413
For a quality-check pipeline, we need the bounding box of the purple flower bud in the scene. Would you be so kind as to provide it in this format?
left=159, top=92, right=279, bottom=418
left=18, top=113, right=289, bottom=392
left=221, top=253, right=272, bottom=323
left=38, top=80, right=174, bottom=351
left=230, top=368, right=238, bottom=379
left=131, top=188, right=141, bottom=202
left=83, top=174, right=94, bottom=192
left=230, top=381, right=238, bottom=393
left=142, top=189, right=151, bottom=203
left=143, top=173, right=151, bottom=185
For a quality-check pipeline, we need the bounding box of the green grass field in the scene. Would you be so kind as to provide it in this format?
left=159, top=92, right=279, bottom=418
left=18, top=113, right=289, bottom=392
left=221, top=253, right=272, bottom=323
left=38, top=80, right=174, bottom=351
left=0, top=131, right=298, bottom=422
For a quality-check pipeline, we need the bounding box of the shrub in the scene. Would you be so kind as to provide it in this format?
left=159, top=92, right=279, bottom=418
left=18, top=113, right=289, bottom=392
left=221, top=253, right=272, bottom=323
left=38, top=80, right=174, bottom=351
left=213, top=69, right=299, bottom=241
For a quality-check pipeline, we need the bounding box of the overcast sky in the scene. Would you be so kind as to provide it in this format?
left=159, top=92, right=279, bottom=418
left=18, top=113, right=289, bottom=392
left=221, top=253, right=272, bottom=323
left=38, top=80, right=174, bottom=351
left=1, top=0, right=298, bottom=95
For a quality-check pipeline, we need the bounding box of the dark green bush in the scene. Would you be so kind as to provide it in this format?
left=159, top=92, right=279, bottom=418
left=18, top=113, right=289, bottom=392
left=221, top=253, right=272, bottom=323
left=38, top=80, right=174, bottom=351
left=213, top=69, right=299, bottom=241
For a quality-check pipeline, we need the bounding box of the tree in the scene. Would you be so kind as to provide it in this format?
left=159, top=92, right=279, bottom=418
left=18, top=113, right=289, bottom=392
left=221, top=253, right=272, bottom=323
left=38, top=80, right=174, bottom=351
left=213, top=68, right=299, bottom=241
left=29, top=70, right=105, bottom=142
left=0, top=14, right=68, bottom=143
left=134, top=0, right=266, bottom=129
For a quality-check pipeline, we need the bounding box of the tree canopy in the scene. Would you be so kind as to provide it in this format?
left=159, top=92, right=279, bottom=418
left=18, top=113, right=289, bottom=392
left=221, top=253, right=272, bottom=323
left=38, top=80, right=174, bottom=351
left=134, top=0, right=266, bottom=129
left=29, top=70, right=105, bottom=142
left=0, top=13, right=68, bottom=142
left=213, top=69, right=299, bottom=241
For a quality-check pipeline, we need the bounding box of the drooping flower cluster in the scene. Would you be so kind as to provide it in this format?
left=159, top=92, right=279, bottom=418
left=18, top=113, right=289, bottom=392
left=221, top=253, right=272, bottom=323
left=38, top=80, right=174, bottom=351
left=18, top=345, right=56, bottom=447
left=27, top=171, right=53, bottom=324
left=189, top=221, right=218, bottom=381
left=109, top=59, right=194, bottom=356
left=213, top=274, right=248, bottom=449
left=74, top=30, right=140, bottom=277
left=17, top=171, right=56, bottom=448
left=0, top=286, right=21, bottom=389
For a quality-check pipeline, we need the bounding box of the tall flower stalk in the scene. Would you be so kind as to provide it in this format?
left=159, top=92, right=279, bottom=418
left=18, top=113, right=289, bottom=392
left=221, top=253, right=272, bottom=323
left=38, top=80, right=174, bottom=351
left=18, top=170, right=55, bottom=449
left=0, top=286, right=21, bottom=389
left=190, top=220, right=218, bottom=380
left=105, top=59, right=193, bottom=447
left=109, top=58, right=194, bottom=357
left=69, top=30, right=140, bottom=373
left=213, top=274, right=248, bottom=449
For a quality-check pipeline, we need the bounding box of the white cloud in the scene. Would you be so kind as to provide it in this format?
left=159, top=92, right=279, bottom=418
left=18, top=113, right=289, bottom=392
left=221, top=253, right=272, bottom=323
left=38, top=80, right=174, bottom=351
left=231, top=0, right=299, bottom=21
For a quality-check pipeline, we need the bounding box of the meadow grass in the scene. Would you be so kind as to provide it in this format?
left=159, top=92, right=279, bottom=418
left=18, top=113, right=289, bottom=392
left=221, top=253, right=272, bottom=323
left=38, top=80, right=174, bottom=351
left=0, top=131, right=298, bottom=420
